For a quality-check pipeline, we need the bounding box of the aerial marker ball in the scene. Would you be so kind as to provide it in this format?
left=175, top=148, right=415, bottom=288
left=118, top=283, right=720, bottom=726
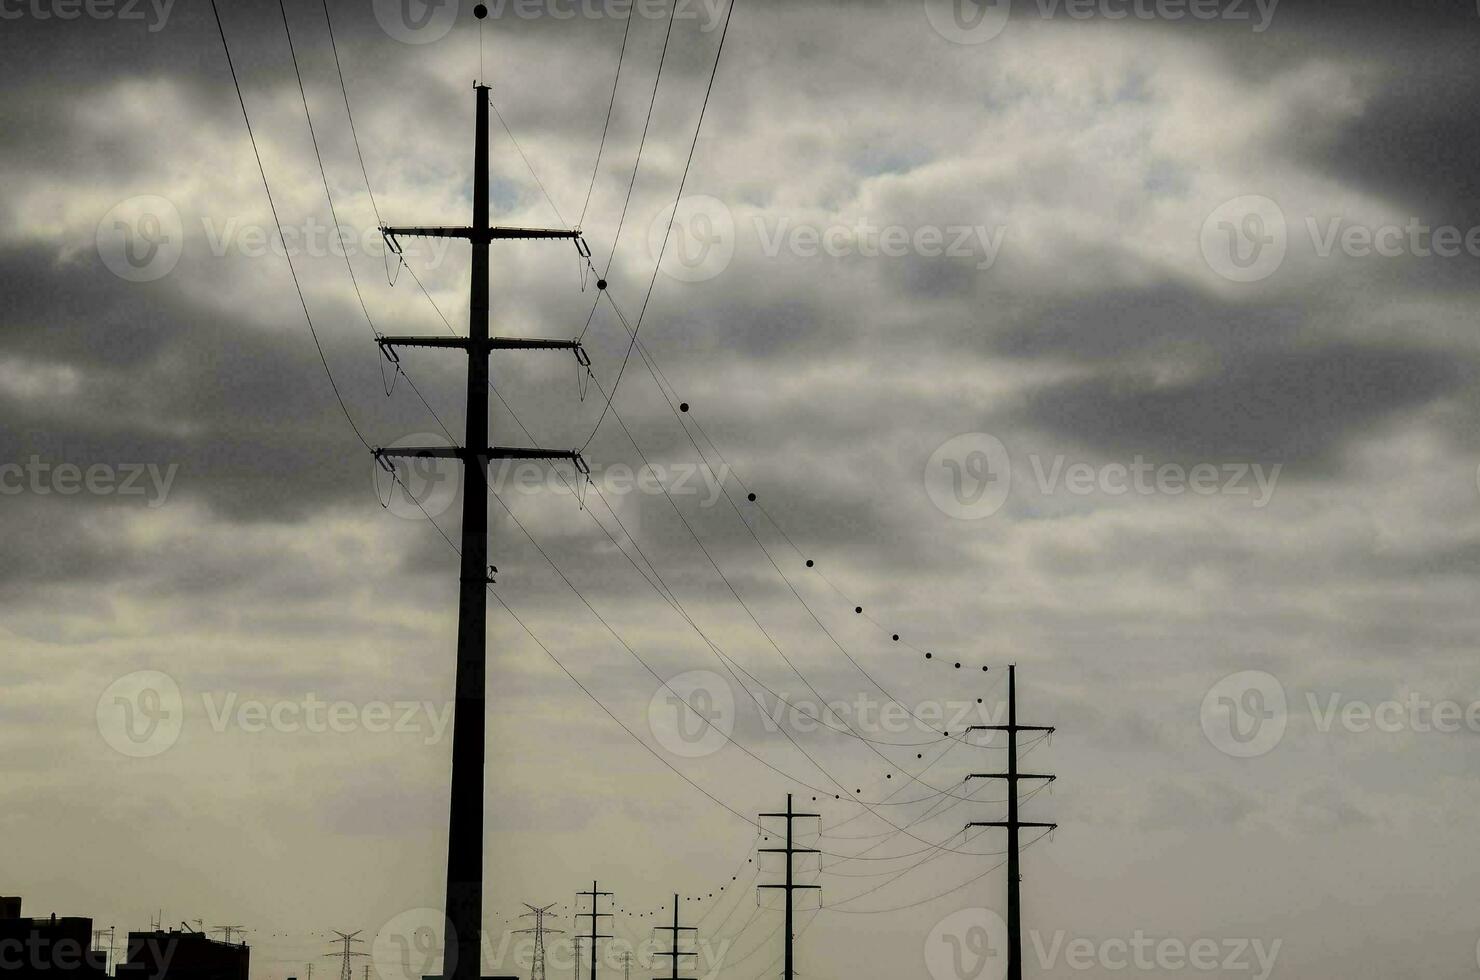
left=474, top=3, right=488, bottom=17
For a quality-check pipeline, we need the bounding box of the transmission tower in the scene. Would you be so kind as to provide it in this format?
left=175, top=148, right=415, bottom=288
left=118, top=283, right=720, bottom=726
left=573, top=883, right=613, bottom=980
left=370, top=84, right=589, bottom=980
left=515, top=904, right=565, bottom=980
left=211, top=925, right=247, bottom=945
left=965, top=664, right=1057, bottom=980
left=758, top=795, right=820, bottom=980
left=650, top=895, right=697, bottom=980
left=324, top=930, right=368, bottom=980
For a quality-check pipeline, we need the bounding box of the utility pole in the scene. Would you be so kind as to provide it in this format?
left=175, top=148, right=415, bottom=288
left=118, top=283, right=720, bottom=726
left=758, top=795, right=820, bottom=980
left=92, top=928, right=118, bottom=974
left=650, top=896, right=696, bottom=980
left=515, top=904, right=564, bottom=980
left=570, top=938, right=582, bottom=980
left=621, top=951, right=631, bottom=980
left=372, top=85, right=589, bottom=980
left=325, top=931, right=368, bottom=980
left=966, top=664, right=1057, bottom=980
left=211, top=925, right=246, bottom=945
left=573, top=883, right=612, bottom=980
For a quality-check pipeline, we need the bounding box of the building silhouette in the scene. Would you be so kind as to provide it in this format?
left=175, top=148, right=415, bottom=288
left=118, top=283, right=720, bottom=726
left=115, top=930, right=247, bottom=980
left=0, top=896, right=109, bottom=980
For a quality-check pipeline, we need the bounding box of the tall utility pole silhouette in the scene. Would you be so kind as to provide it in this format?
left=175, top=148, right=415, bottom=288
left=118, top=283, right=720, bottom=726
left=966, top=664, right=1057, bottom=980
left=515, top=904, right=564, bottom=980
left=372, top=85, right=588, bottom=980
left=650, top=896, right=696, bottom=980
left=758, top=795, right=820, bottom=980
left=92, top=928, right=118, bottom=973
left=325, top=931, right=368, bottom=980
left=573, top=883, right=612, bottom=980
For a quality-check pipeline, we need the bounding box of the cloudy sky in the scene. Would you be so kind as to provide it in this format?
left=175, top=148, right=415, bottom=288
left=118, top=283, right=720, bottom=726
left=4, top=0, right=1480, bottom=978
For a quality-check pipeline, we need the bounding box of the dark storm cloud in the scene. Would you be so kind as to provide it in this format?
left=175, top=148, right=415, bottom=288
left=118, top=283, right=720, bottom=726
left=6, top=3, right=1480, bottom=976
left=1014, top=342, right=1470, bottom=471
left=1310, top=48, right=1480, bottom=229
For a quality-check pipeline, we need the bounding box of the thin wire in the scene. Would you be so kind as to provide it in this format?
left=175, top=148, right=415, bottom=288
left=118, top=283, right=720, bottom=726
left=486, top=485, right=995, bottom=845
left=319, top=0, right=382, bottom=227
left=597, top=0, right=679, bottom=279
left=489, top=94, right=570, bottom=229
left=209, top=0, right=372, bottom=453
left=823, top=829, right=1054, bottom=916
left=580, top=0, right=737, bottom=450
left=578, top=8, right=636, bottom=227
left=586, top=298, right=976, bottom=754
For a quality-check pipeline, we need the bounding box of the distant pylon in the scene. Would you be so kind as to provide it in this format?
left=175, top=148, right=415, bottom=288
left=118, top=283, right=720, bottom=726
left=573, top=883, right=613, bottom=980
left=515, top=904, right=565, bottom=980
left=650, top=895, right=697, bottom=980
left=966, top=664, right=1058, bottom=980
left=758, top=795, right=821, bottom=980
left=325, top=931, right=368, bottom=980
left=211, top=925, right=247, bottom=945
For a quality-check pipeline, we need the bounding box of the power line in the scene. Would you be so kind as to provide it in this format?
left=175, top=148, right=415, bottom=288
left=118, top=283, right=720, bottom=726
left=578, top=8, right=637, bottom=228
left=318, top=0, right=382, bottom=227
left=208, top=0, right=374, bottom=453
left=579, top=0, right=738, bottom=446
